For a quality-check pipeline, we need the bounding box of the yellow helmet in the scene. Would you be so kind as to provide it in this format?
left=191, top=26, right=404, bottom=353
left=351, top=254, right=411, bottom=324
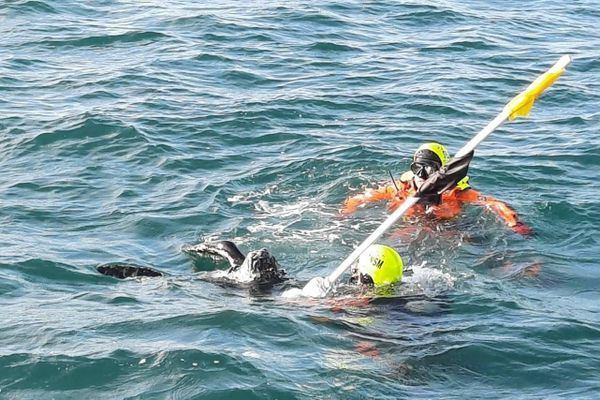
left=413, top=142, right=449, bottom=166
left=352, top=244, right=403, bottom=286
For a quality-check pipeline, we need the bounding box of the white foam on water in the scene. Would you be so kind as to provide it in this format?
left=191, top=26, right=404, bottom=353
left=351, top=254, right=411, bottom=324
left=402, top=261, right=456, bottom=297
left=242, top=350, right=262, bottom=359
left=227, top=185, right=276, bottom=204
left=243, top=199, right=345, bottom=243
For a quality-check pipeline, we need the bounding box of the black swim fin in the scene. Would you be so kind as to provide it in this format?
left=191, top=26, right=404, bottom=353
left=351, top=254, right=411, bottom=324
left=417, top=150, right=474, bottom=204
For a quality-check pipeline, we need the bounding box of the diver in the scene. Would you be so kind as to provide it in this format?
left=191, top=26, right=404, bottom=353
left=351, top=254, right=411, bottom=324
left=341, top=142, right=533, bottom=236
left=349, top=243, right=403, bottom=287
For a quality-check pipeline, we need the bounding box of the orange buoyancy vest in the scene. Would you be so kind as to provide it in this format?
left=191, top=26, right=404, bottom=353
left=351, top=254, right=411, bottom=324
left=341, top=173, right=528, bottom=232
left=388, top=183, right=467, bottom=219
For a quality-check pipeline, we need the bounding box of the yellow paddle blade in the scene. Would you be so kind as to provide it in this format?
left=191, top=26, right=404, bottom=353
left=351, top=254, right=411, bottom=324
left=504, top=55, right=571, bottom=121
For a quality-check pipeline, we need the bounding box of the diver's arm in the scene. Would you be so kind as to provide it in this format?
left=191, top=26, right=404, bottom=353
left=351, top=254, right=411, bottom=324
left=457, top=188, right=534, bottom=236
left=340, top=185, right=397, bottom=215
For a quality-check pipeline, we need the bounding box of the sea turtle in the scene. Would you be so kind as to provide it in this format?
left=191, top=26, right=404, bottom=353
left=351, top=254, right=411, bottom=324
left=97, top=240, right=287, bottom=286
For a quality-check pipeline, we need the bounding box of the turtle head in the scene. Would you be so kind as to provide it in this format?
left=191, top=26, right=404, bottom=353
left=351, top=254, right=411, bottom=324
left=230, top=248, right=286, bottom=285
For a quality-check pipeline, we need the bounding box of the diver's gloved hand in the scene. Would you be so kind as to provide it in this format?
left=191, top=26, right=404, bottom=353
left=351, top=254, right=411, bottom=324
left=512, top=221, right=534, bottom=236
left=281, top=276, right=333, bottom=298
left=301, top=277, right=332, bottom=297
left=281, top=277, right=333, bottom=298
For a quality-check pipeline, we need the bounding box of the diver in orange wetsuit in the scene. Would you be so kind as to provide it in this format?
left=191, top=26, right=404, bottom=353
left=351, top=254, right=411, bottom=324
left=341, top=142, right=533, bottom=236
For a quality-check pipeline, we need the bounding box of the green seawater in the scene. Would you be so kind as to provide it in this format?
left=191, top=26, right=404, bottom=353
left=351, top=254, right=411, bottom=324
left=1, top=1, right=600, bottom=399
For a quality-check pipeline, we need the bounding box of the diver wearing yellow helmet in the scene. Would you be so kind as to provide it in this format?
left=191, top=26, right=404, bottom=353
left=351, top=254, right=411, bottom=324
left=349, top=244, right=403, bottom=286
left=406, top=142, right=451, bottom=186
left=341, top=142, right=533, bottom=236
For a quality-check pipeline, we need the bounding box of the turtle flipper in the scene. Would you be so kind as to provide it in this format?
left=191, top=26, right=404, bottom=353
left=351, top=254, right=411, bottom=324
left=182, top=240, right=246, bottom=268
left=97, top=263, right=163, bottom=279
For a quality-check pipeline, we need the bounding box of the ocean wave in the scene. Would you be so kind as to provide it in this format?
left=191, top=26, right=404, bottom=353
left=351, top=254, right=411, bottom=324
left=32, top=31, right=170, bottom=49
left=2, top=0, right=58, bottom=14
